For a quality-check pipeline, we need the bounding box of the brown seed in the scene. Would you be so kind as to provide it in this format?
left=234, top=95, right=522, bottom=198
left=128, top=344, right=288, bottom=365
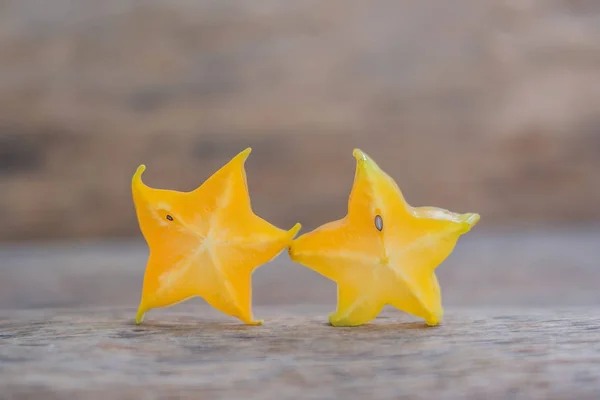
left=375, top=215, right=383, bottom=231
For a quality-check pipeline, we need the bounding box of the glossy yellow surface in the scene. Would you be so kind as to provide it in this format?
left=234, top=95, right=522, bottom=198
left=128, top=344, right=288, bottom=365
left=132, top=148, right=301, bottom=325
left=289, top=149, right=479, bottom=327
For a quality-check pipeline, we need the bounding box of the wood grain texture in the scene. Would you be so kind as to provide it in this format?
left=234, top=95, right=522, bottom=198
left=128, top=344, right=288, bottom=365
left=1, top=307, right=600, bottom=399
left=1, top=229, right=599, bottom=399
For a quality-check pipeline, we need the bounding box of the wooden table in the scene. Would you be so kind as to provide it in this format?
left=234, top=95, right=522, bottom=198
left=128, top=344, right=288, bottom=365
left=1, top=230, right=600, bottom=399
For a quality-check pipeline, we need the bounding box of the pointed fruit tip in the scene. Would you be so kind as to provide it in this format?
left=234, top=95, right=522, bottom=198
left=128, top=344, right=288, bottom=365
left=135, top=310, right=145, bottom=325
left=463, top=213, right=480, bottom=227
left=228, top=147, right=252, bottom=167
left=352, top=149, right=380, bottom=173
left=289, top=222, right=302, bottom=238
left=352, top=148, right=367, bottom=161
left=328, top=313, right=365, bottom=327
left=468, top=213, right=481, bottom=225
left=239, top=147, right=252, bottom=160
left=424, top=309, right=443, bottom=326
left=132, top=164, right=146, bottom=183
left=237, top=310, right=262, bottom=326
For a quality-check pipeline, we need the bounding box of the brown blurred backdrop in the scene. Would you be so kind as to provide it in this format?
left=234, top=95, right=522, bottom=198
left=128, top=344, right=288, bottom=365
left=1, top=0, right=600, bottom=242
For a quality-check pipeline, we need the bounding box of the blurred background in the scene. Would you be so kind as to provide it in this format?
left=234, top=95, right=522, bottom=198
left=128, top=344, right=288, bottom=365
left=1, top=0, right=599, bottom=311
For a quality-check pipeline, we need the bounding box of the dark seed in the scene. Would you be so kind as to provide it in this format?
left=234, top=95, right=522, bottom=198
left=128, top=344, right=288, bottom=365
left=166, top=215, right=173, bottom=221
left=375, top=215, right=383, bottom=231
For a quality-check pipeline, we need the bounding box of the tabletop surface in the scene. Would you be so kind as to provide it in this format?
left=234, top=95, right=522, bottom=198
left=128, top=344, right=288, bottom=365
left=1, top=228, right=600, bottom=399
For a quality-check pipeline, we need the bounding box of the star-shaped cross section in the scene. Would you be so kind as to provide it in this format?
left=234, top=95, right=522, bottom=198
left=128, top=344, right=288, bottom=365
left=132, top=148, right=301, bottom=325
left=289, top=149, right=479, bottom=327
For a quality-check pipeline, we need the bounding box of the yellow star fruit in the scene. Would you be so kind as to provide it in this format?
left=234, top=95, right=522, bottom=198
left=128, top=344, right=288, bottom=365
left=132, top=148, right=301, bottom=325
left=289, top=149, right=479, bottom=327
